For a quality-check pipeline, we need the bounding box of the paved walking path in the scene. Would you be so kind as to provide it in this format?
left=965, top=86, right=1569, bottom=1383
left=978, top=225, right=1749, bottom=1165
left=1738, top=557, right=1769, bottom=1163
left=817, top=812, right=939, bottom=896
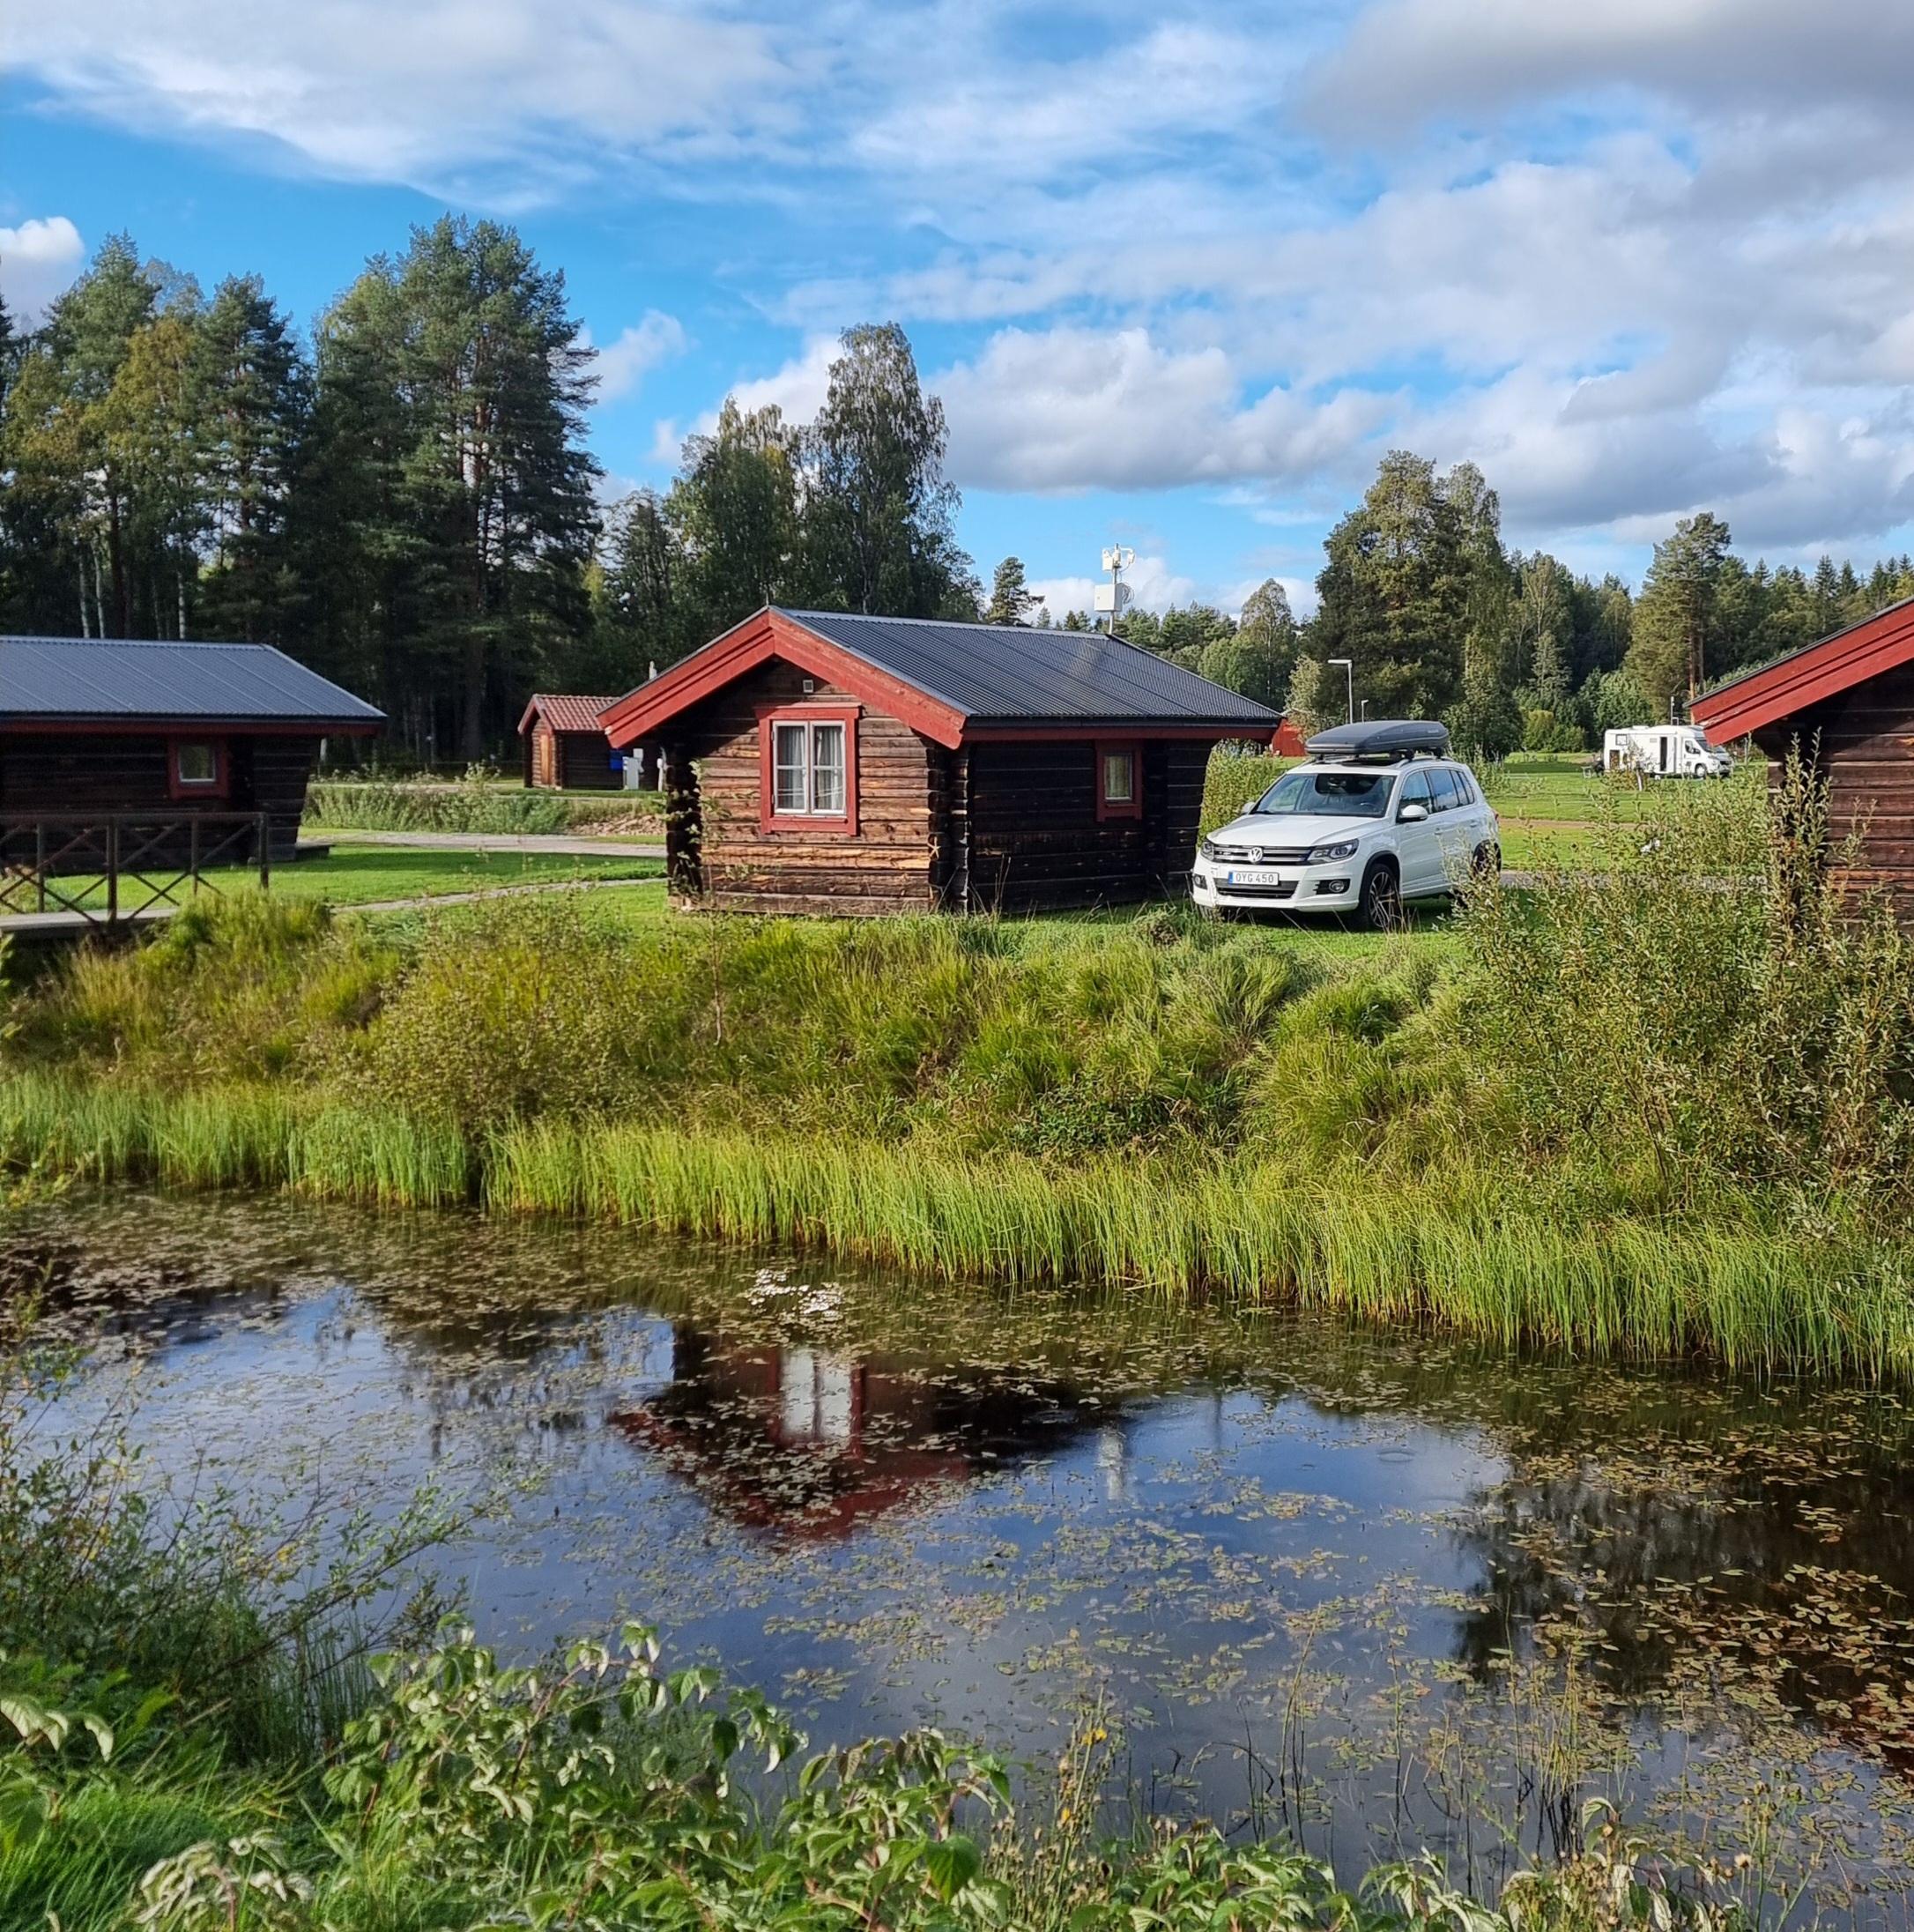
left=308, top=827, right=666, bottom=858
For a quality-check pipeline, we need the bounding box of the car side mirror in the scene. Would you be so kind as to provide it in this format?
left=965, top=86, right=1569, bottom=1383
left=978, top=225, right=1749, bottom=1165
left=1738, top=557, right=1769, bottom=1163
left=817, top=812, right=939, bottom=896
left=1398, top=801, right=1428, bottom=822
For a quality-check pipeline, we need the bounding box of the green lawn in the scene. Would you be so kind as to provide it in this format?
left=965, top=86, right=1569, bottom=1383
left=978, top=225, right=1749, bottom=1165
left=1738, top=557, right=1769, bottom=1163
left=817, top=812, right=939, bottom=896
left=36, top=843, right=663, bottom=917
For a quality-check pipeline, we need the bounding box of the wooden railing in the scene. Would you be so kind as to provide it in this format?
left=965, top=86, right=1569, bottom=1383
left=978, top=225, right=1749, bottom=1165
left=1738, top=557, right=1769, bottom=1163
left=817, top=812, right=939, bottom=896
left=0, top=813, right=271, bottom=927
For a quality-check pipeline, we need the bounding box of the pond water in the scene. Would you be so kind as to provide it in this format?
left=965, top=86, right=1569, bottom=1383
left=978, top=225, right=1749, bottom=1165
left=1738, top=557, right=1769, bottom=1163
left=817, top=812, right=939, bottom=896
left=11, top=1193, right=1914, bottom=1922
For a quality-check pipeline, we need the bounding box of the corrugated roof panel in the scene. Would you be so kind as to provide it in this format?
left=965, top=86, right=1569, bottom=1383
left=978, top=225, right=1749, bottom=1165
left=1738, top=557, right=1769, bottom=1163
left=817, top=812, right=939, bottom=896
left=527, top=695, right=619, bottom=733
left=779, top=610, right=1280, bottom=727
left=1, top=636, right=383, bottom=724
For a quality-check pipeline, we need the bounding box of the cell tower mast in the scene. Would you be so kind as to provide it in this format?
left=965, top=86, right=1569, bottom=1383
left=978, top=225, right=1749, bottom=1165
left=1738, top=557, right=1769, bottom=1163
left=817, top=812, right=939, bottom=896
left=1094, top=546, right=1135, bottom=635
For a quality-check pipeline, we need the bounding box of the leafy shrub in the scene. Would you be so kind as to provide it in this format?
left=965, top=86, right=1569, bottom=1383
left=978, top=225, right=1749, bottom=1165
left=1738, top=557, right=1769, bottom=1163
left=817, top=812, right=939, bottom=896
left=14, top=895, right=398, bottom=1085
left=1200, top=746, right=1288, bottom=833
left=1456, top=751, right=1914, bottom=1207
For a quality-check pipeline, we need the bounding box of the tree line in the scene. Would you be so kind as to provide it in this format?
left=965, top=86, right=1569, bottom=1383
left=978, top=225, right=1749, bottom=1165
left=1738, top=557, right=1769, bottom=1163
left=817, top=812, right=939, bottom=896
left=4, top=225, right=1909, bottom=765
left=0, top=227, right=975, bottom=761
left=1027, top=455, right=1914, bottom=755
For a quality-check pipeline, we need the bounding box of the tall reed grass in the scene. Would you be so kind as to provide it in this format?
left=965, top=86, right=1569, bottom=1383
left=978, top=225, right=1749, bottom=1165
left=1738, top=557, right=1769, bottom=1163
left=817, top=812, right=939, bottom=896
left=7, top=1068, right=1905, bottom=1380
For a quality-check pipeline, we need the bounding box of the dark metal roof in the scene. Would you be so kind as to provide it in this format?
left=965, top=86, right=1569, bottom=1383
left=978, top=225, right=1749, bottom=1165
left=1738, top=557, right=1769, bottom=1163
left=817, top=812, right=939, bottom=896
left=1304, top=719, right=1451, bottom=761
left=1, top=636, right=383, bottom=726
left=779, top=610, right=1280, bottom=728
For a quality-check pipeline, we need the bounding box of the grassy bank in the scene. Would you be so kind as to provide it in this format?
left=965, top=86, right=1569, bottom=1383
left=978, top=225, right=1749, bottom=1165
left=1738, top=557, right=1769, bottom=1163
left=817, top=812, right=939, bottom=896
left=1, top=1071, right=1898, bottom=1374
left=4, top=752, right=1913, bottom=1378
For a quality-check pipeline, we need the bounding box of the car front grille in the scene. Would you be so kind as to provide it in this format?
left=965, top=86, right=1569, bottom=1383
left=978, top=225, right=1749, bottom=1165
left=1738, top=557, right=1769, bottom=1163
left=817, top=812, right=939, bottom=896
left=1219, top=880, right=1297, bottom=900
left=1215, top=847, right=1313, bottom=866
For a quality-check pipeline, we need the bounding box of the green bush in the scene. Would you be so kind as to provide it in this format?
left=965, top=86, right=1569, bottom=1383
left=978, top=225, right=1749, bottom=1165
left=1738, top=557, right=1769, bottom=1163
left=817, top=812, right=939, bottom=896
left=1199, top=746, right=1289, bottom=833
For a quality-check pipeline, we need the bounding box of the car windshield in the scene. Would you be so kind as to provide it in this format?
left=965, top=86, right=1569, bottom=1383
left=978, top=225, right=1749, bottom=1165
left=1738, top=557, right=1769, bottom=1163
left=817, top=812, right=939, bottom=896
left=1250, top=769, right=1395, bottom=818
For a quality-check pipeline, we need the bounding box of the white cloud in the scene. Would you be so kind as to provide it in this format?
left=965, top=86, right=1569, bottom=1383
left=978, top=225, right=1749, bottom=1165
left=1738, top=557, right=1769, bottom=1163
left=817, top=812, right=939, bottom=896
left=938, top=326, right=1387, bottom=493
left=0, top=215, right=85, bottom=322
left=1027, top=554, right=1197, bottom=618
left=1302, top=0, right=1914, bottom=135
left=4, top=2, right=797, bottom=200
left=18, top=0, right=1914, bottom=561
left=690, top=334, right=839, bottom=435
left=589, top=311, right=686, bottom=403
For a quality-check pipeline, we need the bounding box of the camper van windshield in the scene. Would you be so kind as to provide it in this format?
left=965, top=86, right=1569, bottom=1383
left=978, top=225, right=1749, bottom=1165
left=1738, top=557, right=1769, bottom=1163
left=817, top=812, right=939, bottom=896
left=1251, top=769, right=1395, bottom=818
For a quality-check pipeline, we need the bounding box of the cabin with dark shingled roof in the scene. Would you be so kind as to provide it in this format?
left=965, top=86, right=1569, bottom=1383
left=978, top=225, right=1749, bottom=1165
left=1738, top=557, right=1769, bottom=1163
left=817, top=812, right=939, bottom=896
left=599, top=606, right=1281, bottom=915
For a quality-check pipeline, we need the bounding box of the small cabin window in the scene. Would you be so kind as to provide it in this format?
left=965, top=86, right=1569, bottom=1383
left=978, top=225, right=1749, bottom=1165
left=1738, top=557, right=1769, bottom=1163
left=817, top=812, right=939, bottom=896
left=758, top=706, right=859, bottom=836
left=1095, top=741, right=1143, bottom=822
left=168, top=739, right=228, bottom=799
left=772, top=720, right=845, bottom=815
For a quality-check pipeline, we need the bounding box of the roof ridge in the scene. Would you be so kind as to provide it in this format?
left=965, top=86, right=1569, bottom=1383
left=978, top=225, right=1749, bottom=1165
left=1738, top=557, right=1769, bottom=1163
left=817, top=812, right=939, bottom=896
left=3, top=634, right=274, bottom=651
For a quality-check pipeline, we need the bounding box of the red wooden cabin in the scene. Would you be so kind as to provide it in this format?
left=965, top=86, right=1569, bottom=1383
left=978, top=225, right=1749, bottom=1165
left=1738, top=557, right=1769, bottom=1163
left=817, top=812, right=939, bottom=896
left=517, top=693, right=621, bottom=790
left=1691, top=596, right=1914, bottom=916
left=598, top=606, right=1281, bottom=915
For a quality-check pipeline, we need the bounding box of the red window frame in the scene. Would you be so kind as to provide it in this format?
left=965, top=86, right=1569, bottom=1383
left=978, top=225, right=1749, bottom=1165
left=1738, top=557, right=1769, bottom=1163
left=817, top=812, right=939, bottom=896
left=167, top=736, right=230, bottom=800
left=756, top=704, right=860, bottom=837
left=1094, top=739, right=1142, bottom=822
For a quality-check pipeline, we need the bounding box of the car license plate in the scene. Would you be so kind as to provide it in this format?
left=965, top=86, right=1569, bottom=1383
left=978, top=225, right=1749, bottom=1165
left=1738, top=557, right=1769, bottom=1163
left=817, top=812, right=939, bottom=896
left=1225, top=869, right=1286, bottom=887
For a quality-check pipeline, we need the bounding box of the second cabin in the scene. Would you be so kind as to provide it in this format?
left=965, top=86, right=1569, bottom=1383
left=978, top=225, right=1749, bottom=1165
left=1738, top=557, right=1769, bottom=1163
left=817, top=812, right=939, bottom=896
left=601, top=607, right=1280, bottom=915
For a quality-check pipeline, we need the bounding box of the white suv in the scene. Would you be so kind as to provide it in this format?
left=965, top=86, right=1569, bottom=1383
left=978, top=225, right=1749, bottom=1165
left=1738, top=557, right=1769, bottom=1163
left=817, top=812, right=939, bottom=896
left=1191, top=723, right=1500, bottom=929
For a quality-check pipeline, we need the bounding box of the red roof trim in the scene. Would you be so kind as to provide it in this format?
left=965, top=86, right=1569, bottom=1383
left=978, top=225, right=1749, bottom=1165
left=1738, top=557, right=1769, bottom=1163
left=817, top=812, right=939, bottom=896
left=1690, top=598, right=1914, bottom=744
left=600, top=610, right=968, bottom=750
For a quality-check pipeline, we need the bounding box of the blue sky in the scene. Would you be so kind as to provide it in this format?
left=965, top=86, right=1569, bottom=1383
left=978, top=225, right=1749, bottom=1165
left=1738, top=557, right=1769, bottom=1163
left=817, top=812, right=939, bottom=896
left=6, top=0, right=1914, bottom=617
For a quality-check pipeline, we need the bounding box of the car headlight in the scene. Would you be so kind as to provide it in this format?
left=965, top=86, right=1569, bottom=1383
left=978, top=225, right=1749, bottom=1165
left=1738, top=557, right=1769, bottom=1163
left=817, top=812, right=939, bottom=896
left=1307, top=838, right=1359, bottom=863
left=1199, top=836, right=1219, bottom=861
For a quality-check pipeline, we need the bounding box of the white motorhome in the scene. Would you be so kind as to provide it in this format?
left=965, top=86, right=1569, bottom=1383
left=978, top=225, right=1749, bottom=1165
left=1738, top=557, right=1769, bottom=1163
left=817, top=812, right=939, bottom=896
left=1602, top=724, right=1732, bottom=779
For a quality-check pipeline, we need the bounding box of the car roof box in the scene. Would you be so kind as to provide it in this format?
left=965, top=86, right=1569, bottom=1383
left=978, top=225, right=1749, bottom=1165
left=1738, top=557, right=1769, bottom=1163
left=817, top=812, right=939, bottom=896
left=1304, top=719, right=1451, bottom=762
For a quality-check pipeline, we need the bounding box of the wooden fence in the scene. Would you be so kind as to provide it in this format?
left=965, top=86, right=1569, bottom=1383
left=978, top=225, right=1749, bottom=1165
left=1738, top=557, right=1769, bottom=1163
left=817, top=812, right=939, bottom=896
left=0, top=813, right=271, bottom=928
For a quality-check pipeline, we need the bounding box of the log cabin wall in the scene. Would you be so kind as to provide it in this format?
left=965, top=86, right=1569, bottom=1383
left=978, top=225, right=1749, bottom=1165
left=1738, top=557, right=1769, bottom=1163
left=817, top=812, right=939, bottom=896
left=1757, top=659, right=1914, bottom=916
left=554, top=730, right=620, bottom=789
left=961, top=738, right=1208, bottom=912
left=666, top=659, right=938, bottom=915
left=0, top=731, right=323, bottom=868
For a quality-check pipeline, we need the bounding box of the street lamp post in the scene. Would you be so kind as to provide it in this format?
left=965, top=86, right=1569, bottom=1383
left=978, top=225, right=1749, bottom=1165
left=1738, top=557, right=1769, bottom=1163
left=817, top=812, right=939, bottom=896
left=1327, top=658, right=1354, bottom=725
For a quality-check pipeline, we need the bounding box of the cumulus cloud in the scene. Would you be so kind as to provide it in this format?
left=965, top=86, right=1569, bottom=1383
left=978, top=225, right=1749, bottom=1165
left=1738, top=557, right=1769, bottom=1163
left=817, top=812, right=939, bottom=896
left=589, top=311, right=687, bottom=403
left=1026, top=554, right=1197, bottom=619
left=0, top=215, right=85, bottom=322
left=938, top=327, right=1387, bottom=493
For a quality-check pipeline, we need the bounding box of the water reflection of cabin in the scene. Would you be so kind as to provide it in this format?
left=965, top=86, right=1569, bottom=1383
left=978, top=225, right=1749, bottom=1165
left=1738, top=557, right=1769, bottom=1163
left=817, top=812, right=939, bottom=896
left=0, top=635, right=382, bottom=865
left=599, top=607, right=1280, bottom=915
left=612, top=1327, right=1105, bottom=1539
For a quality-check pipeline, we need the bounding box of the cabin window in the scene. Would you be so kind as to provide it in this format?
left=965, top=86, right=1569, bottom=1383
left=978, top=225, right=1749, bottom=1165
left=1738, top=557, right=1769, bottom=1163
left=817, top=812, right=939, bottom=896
left=758, top=704, right=860, bottom=836
left=1095, top=741, right=1143, bottom=822
left=168, top=739, right=228, bottom=799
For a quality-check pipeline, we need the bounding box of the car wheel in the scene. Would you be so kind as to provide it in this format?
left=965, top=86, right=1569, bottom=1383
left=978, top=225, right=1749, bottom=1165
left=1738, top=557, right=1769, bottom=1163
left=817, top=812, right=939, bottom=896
left=1357, top=857, right=1401, bottom=932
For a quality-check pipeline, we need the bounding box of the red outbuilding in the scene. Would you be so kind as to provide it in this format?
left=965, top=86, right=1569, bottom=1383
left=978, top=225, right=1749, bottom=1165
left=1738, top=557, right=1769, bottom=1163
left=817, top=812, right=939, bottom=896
left=517, top=693, right=621, bottom=791
left=1691, top=595, right=1914, bottom=914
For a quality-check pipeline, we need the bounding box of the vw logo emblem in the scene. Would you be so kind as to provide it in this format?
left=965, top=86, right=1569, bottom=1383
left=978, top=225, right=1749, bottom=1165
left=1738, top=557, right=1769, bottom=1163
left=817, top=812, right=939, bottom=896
left=1246, top=846, right=1263, bottom=863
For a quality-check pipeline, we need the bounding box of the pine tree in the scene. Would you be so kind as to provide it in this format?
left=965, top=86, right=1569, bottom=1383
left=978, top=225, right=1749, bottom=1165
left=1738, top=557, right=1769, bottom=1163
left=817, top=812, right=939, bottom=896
left=985, top=555, right=1040, bottom=625
left=1312, top=451, right=1480, bottom=719
left=316, top=217, right=599, bottom=756
left=194, top=276, right=311, bottom=642
left=1626, top=511, right=1731, bottom=715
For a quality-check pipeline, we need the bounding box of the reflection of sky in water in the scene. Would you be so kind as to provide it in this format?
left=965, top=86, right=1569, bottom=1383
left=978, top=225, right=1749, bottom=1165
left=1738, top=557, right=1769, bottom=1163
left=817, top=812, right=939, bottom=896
left=20, top=1195, right=1914, bottom=1920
